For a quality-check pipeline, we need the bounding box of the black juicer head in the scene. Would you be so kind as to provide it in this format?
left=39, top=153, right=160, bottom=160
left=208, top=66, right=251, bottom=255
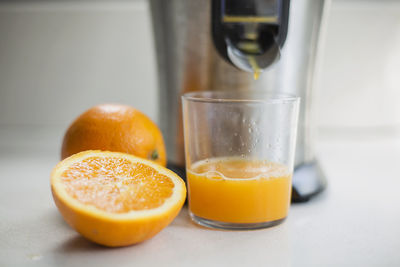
left=212, top=0, right=290, bottom=73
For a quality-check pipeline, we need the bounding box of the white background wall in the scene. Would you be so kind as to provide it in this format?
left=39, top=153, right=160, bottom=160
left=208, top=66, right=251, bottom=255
left=0, top=0, right=399, bottom=150
left=0, top=0, right=157, bottom=127
left=317, top=0, right=400, bottom=134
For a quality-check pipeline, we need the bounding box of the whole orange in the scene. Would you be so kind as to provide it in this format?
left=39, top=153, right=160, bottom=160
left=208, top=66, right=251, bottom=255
left=61, top=104, right=166, bottom=166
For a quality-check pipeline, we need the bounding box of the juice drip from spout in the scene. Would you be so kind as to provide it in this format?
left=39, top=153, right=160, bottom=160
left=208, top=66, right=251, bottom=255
left=253, top=70, right=260, bottom=80
left=248, top=56, right=261, bottom=80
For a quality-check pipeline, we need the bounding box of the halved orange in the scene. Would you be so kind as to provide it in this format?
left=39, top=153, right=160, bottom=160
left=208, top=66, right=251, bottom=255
left=51, top=150, right=186, bottom=247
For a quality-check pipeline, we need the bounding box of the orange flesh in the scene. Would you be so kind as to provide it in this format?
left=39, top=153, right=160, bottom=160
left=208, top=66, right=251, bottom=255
left=187, top=158, right=292, bottom=224
left=61, top=157, right=174, bottom=213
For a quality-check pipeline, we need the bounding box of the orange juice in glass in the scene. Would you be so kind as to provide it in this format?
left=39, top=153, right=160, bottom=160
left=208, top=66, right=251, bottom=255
left=182, top=91, right=299, bottom=230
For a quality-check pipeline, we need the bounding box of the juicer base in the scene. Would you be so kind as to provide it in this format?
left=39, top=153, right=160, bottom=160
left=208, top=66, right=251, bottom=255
left=291, top=160, right=327, bottom=203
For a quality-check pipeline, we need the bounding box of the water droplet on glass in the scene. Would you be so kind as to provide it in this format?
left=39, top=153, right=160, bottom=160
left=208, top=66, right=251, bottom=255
left=234, top=133, right=238, bottom=137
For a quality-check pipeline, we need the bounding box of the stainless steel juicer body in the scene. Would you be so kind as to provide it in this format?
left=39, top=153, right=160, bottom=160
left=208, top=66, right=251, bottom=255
left=150, top=0, right=329, bottom=201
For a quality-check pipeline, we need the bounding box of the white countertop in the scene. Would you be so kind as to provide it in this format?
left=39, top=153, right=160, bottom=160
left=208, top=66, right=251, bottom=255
left=1, top=132, right=400, bottom=267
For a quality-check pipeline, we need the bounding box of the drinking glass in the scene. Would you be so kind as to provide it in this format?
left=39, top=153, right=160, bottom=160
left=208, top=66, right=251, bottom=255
left=182, top=91, right=300, bottom=230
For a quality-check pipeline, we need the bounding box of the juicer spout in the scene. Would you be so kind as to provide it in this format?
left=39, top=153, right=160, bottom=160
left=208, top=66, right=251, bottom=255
left=212, top=0, right=290, bottom=74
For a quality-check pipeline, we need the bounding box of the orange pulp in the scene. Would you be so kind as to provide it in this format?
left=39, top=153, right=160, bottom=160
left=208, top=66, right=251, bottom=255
left=187, top=157, right=292, bottom=224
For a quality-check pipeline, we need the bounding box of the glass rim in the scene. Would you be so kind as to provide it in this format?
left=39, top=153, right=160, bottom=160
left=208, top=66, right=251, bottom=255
left=181, top=91, right=300, bottom=104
